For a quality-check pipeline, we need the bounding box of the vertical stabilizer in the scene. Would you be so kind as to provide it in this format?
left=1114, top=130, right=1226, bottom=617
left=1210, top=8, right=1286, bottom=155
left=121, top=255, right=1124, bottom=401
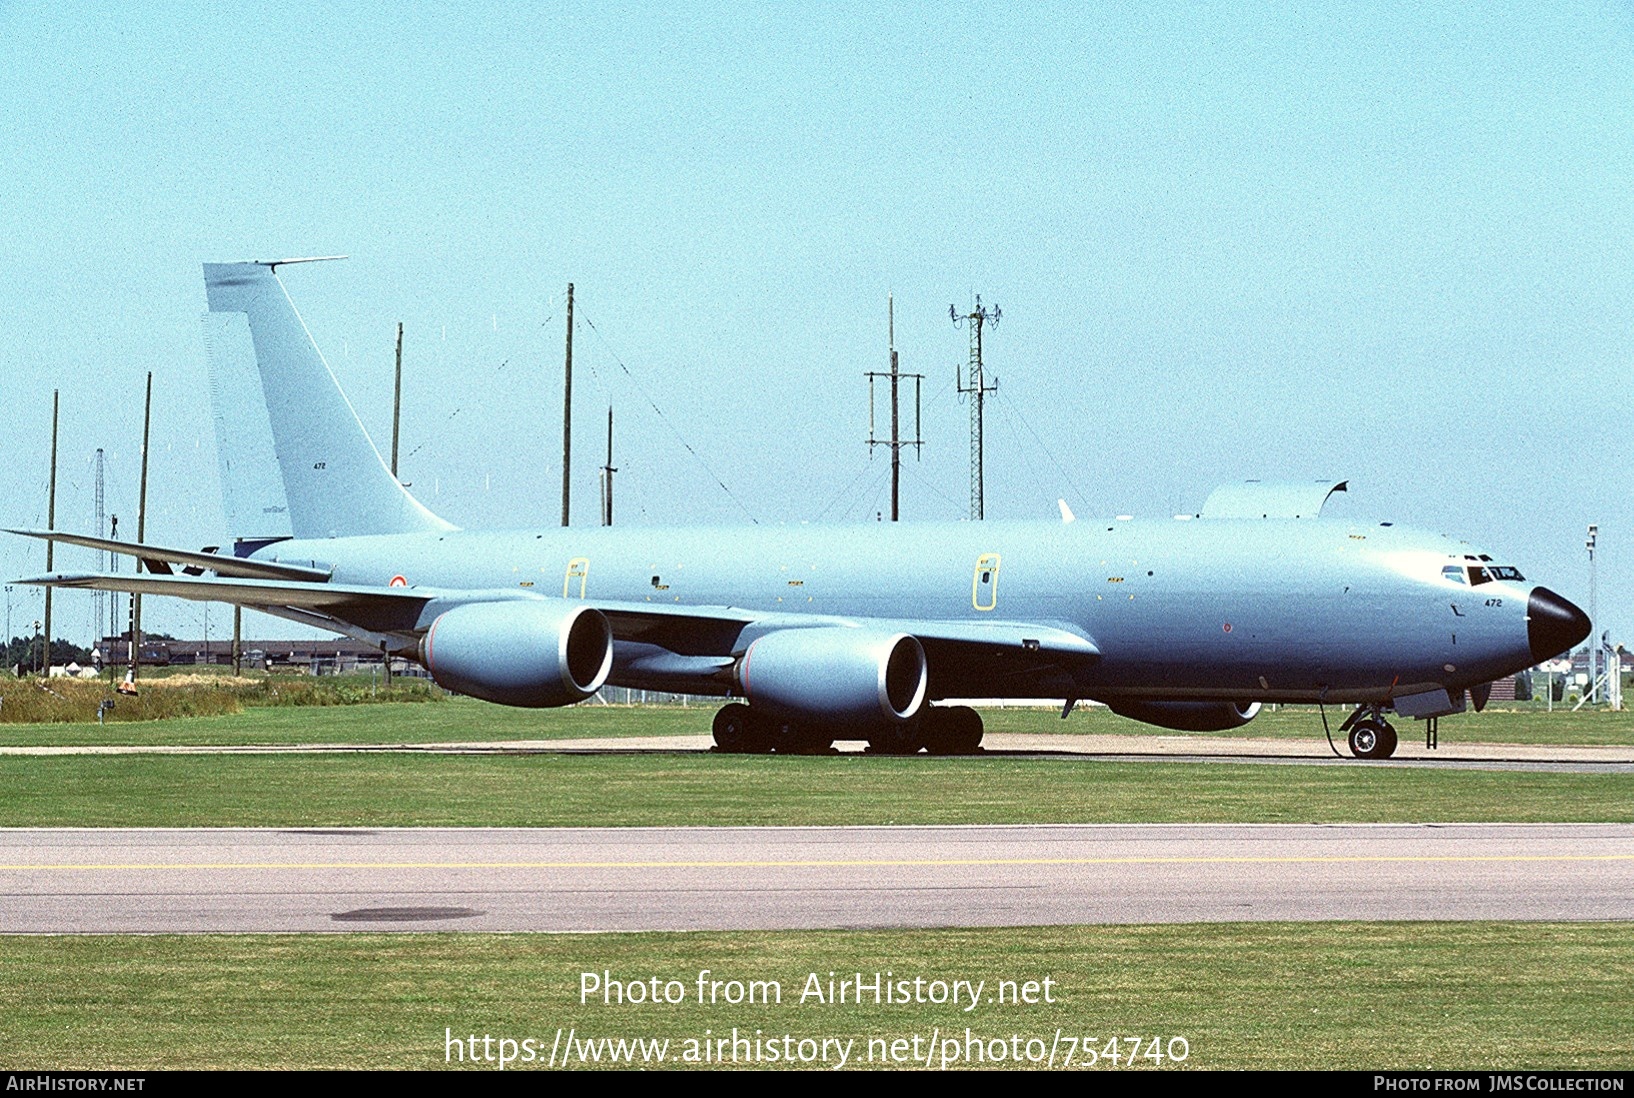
left=202, top=262, right=454, bottom=539
left=202, top=309, right=294, bottom=549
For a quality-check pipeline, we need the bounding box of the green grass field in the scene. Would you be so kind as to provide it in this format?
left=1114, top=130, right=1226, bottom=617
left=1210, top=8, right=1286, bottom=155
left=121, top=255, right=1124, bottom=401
left=1, top=700, right=1629, bottom=1072
left=1, top=751, right=1629, bottom=827
left=0, top=693, right=707, bottom=746
left=3, top=924, right=1629, bottom=1070
left=1, top=692, right=1631, bottom=748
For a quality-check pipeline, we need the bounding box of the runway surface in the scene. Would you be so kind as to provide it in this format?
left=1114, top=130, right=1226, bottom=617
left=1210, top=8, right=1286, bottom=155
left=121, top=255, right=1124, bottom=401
left=2, top=824, right=1631, bottom=933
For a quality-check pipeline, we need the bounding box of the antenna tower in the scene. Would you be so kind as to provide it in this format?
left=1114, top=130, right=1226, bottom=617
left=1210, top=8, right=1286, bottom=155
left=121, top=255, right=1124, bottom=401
left=951, top=295, right=1000, bottom=520
left=867, top=295, right=924, bottom=521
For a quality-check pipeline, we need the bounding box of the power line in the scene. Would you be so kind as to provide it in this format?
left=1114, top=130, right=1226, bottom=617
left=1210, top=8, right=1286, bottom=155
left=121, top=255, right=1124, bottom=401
left=576, top=306, right=759, bottom=524
left=993, top=390, right=1096, bottom=512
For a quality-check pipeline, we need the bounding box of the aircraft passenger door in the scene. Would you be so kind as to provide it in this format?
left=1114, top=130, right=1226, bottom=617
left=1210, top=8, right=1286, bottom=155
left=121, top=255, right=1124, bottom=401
left=563, top=557, right=589, bottom=598
left=972, top=553, right=1001, bottom=611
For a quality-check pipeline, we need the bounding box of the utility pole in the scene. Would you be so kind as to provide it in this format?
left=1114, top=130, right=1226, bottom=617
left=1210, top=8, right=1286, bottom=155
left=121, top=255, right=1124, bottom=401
left=600, top=406, right=616, bottom=527
left=384, top=321, right=404, bottom=687
left=232, top=606, right=242, bottom=677
left=562, top=282, right=574, bottom=527
left=93, top=448, right=106, bottom=648
left=122, top=372, right=153, bottom=695
left=42, top=390, right=58, bottom=675
left=108, top=514, right=119, bottom=653
left=951, top=295, right=1000, bottom=520
left=867, top=295, right=924, bottom=521
left=391, top=322, right=404, bottom=479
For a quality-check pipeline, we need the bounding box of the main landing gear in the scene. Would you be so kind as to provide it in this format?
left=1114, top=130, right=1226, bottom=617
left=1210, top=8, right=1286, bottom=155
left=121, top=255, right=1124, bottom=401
left=1338, top=705, right=1398, bottom=760
left=711, top=704, right=985, bottom=756
left=711, top=703, right=834, bottom=754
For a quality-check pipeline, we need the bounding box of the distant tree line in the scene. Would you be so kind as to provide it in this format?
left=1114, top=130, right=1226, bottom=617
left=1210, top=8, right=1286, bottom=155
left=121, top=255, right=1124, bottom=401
left=4, top=636, right=94, bottom=676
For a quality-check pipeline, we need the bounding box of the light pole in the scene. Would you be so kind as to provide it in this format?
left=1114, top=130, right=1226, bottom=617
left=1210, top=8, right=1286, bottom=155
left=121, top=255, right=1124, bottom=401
left=1587, top=524, right=1599, bottom=705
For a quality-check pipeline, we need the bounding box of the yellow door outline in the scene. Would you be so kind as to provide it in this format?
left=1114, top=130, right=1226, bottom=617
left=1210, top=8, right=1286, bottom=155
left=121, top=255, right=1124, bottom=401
left=972, top=553, right=1001, bottom=611
left=563, top=557, right=590, bottom=598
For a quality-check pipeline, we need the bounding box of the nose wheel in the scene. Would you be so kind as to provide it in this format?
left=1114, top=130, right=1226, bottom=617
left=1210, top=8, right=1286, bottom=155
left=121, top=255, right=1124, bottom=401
left=1342, top=708, right=1398, bottom=760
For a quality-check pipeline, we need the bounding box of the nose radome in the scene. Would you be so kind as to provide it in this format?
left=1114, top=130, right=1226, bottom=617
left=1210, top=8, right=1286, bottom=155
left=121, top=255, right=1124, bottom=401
left=1528, top=587, right=1592, bottom=663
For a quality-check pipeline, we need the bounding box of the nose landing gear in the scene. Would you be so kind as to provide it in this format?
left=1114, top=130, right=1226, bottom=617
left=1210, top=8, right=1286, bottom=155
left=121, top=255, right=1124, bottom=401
left=1338, top=705, right=1398, bottom=760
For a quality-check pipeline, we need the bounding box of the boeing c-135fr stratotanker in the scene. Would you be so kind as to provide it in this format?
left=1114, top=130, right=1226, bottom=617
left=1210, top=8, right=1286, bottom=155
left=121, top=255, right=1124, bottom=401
left=11, top=261, right=1591, bottom=759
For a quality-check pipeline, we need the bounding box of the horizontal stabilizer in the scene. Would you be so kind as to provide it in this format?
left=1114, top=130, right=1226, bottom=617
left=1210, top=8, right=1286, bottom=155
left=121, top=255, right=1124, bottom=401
left=5, top=529, right=329, bottom=583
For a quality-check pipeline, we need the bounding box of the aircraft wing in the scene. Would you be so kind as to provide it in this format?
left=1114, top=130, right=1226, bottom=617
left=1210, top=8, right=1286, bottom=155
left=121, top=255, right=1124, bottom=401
left=874, top=617, right=1101, bottom=697
left=18, top=568, right=1098, bottom=697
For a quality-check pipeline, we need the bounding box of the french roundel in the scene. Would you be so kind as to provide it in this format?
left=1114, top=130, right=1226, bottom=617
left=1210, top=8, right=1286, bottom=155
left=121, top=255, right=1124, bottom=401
left=389, top=575, right=408, bottom=588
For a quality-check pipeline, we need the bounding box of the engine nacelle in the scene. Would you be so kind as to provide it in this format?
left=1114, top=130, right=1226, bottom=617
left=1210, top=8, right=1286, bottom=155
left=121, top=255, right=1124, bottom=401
left=419, top=600, right=613, bottom=708
left=737, top=627, right=928, bottom=730
left=1105, top=699, right=1262, bottom=732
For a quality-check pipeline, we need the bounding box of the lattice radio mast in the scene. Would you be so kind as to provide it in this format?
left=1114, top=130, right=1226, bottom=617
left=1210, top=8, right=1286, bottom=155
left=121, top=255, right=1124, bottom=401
left=951, top=295, right=1000, bottom=520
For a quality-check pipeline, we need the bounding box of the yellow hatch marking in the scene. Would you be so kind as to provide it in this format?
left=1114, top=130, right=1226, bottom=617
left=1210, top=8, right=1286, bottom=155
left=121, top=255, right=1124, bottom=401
left=563, top=557, right=589, bottom=598
left=972, top=552, right=1001, bottom=611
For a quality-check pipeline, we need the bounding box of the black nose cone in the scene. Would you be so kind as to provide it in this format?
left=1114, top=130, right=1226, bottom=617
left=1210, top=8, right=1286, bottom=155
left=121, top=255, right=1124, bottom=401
left=1528, top=587, right=1592, bottom=663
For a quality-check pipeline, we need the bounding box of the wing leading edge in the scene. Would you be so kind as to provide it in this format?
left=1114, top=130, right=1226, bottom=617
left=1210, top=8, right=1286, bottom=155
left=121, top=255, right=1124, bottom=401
left=18, top=557, right=1099, bottom=699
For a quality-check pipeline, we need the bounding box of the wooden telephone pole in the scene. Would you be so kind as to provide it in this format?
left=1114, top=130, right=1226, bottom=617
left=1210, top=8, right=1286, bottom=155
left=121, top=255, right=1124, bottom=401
left=121, top=373, right=153, bottom=695
left=42, top=390, right=58, bottom=675
left=562, top=283, right=574, bottom=527
left=867, top=296, right=923, bottom=520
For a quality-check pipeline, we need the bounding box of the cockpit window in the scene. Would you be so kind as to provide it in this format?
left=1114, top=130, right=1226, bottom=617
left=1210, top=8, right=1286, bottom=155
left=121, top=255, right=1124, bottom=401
left=1444, top=561, right=1523, bottom=585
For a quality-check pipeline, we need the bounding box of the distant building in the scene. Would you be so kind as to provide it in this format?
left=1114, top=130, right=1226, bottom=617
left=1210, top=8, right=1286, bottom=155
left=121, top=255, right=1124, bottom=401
left=94, top=636, right=410, bottom=676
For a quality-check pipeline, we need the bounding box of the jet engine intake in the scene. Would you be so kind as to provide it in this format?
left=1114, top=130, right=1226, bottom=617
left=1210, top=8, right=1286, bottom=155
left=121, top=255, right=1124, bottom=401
left=420, top=600, right=613, bottom=707
left=737, top=627, right=927, bottom=730
left=1105, top=699, right=1262, bottom=732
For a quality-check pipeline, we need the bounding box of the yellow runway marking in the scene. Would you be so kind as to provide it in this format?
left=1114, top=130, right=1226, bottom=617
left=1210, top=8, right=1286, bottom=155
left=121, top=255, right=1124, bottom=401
left=1, top=853, right=1631, bottom=872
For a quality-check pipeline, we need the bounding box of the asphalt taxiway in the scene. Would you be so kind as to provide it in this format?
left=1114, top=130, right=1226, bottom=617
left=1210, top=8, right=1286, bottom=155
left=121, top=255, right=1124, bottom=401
left=4, top=733, right=1632, bottom=773
left=2, top=823, right=1629, bottom=934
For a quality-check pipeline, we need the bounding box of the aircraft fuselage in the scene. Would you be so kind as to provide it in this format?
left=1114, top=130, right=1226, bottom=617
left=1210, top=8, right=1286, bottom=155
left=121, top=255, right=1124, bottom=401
left=255, top=515, right=1543, bottom=706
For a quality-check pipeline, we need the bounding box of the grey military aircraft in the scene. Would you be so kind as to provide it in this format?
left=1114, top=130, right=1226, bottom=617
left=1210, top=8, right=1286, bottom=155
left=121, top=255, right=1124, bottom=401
left=11, top=261, right=1591, bottom=759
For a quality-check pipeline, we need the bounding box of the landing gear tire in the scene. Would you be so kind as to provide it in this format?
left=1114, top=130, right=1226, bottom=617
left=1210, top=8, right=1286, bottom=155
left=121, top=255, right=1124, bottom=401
left=713, top=703, right=772, bottom=754
left=1348, top=718, right=1398, bottom=760
left=866, top=724, right=924, bottom=755
left=923, top=706, right=984, bottom=755
left=777, top=725, right=837, bottom=755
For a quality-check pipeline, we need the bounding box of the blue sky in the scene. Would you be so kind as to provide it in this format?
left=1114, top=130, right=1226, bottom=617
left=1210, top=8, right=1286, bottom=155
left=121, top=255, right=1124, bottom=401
left=2, top=1, right=1631, bottom=647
